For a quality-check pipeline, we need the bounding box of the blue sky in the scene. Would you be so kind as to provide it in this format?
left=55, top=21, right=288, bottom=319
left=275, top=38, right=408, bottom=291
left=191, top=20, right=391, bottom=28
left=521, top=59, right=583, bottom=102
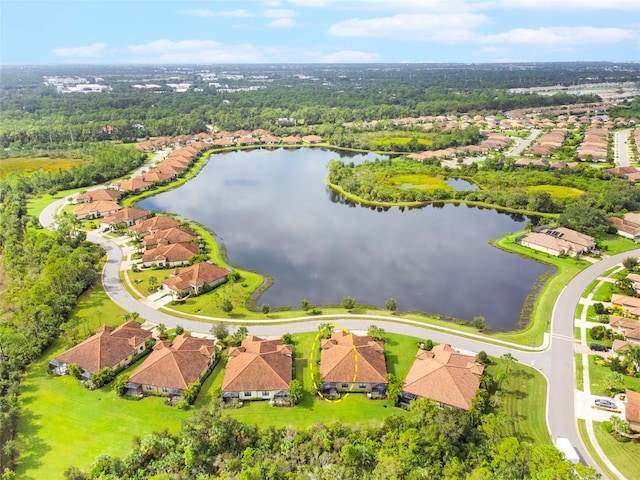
left=1, top=0, right=639, bottom=64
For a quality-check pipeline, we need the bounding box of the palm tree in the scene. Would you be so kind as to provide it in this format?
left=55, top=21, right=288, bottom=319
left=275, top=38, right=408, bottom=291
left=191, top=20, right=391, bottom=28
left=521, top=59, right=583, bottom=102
left=622, top=345, right=640, bottom=375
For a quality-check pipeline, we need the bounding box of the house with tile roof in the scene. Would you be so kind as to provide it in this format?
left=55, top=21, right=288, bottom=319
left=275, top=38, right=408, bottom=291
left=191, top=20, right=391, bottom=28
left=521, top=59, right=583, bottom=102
left=142, top=169, right=175, bottom=184
left=112, top=177, right=152, bottom=193
left=73, top=200, right=122, bottom=220
left=127, top=334, right=216, bottom=398
left=517, top=227, right=595, bottom=258
left=320, top=330, right=388, bottom=397
left=143, top=226, right=197, bottom=250
left=76, top=188, right=123, bottom=204
left=100, top=207, right=150, bottom=229
left=625, top=389, right=640, bottom=432
left=222, top=336, right=293, bottom=403
left=49, top=321, right=152, bottom=379
left=607, top=212, right=640, bottom=240
left=611, top=294, right=640, bottom=317
left=401, top=344, right=484, bottom=410
left=162, top=261, right=230, bottom=299
left=141, top=242, right=200, bottom=267
left=129, top=215, right=182, bottom=237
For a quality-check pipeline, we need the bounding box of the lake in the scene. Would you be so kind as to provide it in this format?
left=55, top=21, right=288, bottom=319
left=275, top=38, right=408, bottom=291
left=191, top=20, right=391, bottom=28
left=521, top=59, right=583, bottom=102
left=140, top=148, right=552, bottom=331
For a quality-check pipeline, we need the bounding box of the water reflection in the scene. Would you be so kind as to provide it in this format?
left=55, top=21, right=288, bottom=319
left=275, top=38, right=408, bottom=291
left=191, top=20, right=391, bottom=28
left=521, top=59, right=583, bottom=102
left=140, top=148, right=552, bottom=331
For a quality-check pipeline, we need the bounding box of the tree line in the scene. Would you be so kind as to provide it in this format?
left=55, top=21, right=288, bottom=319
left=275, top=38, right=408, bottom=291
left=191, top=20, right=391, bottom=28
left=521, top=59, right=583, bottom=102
left=0, top=181, right=103, bottom=475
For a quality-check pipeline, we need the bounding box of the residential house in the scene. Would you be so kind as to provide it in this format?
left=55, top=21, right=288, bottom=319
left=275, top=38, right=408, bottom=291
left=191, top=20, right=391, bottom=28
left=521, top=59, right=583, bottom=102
left=320, top=330, right=388, bottom=397
left=609, top=316, right=640, bottom=348
left=112, top=177, right=152, bottom=193
left=129, top=216, right=182, bottom=237
left=141, top=169, right=175, bottom=184
left=611, top=294, right=640, bottom=317
left=100, top=207, right=149, bottom=229
left=607, top=213, right=640, bottom=240
left=281, top=135, right=301, bottom=145
left=222, top=336, right=293, bottom=403
left=628, top=274, right=640, bottom=293
left=143, top=226, right=196, bottom=250
left=162, top=261, right=230, bottom=299
left=75, top=188, right=123, bottom=204
left=625, top=389, right=640, bottom=432
left=126, top=334, right=216, bottom=398
left=401, top=344, right=484, bottom=410
left=141, top=242, right=200, bottom=267
left=49, top=321, right=152, bottom=380
left=302, top=134, right=324, bottom=143
left=517, top=227, right=595, bottom=257
left=73, top=200, right=122, bottom=220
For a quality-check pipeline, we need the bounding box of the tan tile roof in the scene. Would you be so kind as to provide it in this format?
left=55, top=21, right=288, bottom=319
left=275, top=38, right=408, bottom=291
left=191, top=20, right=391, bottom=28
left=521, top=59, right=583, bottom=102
left=143, top=226, right=196, bottom=249
left=321, top=331, right=387, bottom=384
left=163, top=261, right=230, bottom=292
left=77, top=189, right=123, bottom=202
left=73, top=200, right=122, bottom=217
left=610, top=315, right=640, bottom=330
left=56, top=321, right=152, bottom=373
left=129, top=216, right=182, bottom=236
left=129, top=334, right=215, bottom=390
left=223, top=336, right=292, bottom=392
left=626, top=389, right=640, bottom=424
left=612, top=294, right=640, bottom=309
left=142, top=243, right=200, bottom=264
left=403, top=344, right=484, bottom=410
left=142, top=170, right=175, bottom=183
left=113, top=177, right=152, bottom=192
left=102, top=207, right=149, bottom=226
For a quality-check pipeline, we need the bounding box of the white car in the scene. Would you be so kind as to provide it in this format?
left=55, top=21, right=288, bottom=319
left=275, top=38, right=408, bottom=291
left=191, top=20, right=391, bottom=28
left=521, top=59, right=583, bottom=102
left=594, top=398, right=617, bottom=409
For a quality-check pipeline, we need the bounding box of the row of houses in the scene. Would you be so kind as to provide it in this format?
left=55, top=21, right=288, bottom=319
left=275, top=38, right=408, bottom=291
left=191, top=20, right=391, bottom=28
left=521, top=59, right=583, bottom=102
left=51, top=325, right=485, bottom=411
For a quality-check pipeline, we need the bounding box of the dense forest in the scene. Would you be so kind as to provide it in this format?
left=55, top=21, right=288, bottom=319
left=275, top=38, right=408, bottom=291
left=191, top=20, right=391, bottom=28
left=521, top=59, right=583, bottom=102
left=3, top=62, right=631, bottom=149
left=63, top=399, right=599, bottom=480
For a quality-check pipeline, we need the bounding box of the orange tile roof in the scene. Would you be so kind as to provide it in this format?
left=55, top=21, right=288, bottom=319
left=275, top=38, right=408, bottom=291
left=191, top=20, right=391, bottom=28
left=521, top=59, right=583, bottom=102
left=143, top=226, right=196, bottom=249
left=102, top=207, right=149, bottom=225
left=626, top=389, right=640, bottom=424
left=223, top=336, right=292, bottom=392
left=129, top=334, right=215, bottom=390
left=163, top=261, right=230, bottom=292
left=142, top=243, right=200, bottom=264
left=129, top=216, right=182, bottom=236
left=402, top=344, right=484, bottom=410
left=73, top=200, right=122, bottom=217
left=77, top=189, right=123, bottom=202
left=321, top=331, right=387, bottom=384
left=56, top=321, right=152, bottom=373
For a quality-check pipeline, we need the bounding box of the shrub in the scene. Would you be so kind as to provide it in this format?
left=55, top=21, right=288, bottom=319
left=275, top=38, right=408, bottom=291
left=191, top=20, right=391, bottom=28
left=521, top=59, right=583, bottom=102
left=593, top=302, right=607, bottom=315
left=91, top=367, right=116, bottom=388
left=67, top=363, right=82, bottom=380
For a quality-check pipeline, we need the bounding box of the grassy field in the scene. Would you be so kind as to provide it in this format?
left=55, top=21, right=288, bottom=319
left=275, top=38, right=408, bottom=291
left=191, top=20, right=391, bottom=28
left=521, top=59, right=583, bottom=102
left=486, top=359, right=551, bottom=445
left=593, top=421, right=640, bottom=480
left=521, top=184, right=584, bottom=199
left=0, top=156, right=85, bottom=177
left=385, top=174, right=452, bottom=191
left=16, top=343, right=193, bottom=480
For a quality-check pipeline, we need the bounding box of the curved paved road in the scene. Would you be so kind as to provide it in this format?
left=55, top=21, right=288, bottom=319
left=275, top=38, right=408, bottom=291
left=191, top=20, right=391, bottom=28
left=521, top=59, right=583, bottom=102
left=44, top=188, right=640, bottom=478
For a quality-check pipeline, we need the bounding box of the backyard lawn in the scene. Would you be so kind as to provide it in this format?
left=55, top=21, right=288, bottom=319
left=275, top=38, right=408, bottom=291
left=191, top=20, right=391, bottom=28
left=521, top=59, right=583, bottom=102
left=593, top=421, right=640, bottom=480
left=588, top=354, right=640, bottom=396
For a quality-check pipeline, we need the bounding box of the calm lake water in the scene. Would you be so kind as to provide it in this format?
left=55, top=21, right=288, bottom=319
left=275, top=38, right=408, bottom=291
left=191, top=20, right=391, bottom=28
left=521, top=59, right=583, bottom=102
left=140, top=148, right=552, bottom=331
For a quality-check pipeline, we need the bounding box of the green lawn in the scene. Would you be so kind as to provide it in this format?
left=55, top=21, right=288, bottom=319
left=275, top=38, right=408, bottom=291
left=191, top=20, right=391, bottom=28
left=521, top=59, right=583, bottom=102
left=592, top=282, right=613, bottom=302
left=588, top=355, right=640, bottom=396
left=593, top=421, right=640, bottom=480
left=578, top=420, right=618, bottom=480
left=600, top=235, right=640, bottom=256
left=584, top=279, right=600, bottom=297
left=576, top=353, right=584, bottom=391
left=386, top=174, right=452, bottom=191
left=487, top=360, right=551, bottom=445
left=575, top=303, right=584, bottom=319
left=16, top=345, right=194, bottom=480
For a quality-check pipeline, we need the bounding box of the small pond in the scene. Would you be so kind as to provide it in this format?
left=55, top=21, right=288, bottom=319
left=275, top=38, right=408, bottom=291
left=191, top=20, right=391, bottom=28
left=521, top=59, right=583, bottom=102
left=140, top=148, right=552, bottom=331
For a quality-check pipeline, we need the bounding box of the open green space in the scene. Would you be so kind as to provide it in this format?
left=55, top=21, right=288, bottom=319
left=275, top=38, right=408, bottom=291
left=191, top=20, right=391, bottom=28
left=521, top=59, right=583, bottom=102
left=521, top=184, right=584, bottom=199
left=0, top=156, right=85, bottom=177
left=593, top=421, right=640, bottom=480
left=485, top=359, right=550, bottom=446
left=385, top=174, right=452, bottom=191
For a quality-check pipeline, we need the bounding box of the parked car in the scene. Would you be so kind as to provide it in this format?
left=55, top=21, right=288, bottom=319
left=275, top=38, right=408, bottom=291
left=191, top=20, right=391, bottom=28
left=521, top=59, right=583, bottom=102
left=595, top=398, right=617, bottom=409
left=589, top=343, right=608, bottom=352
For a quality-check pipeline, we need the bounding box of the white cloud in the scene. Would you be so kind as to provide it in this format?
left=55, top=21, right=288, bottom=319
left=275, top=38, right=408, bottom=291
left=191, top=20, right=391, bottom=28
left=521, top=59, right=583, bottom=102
left=496, top=0, right=640, bottom=10
left=51, top=42, right=110, bottom=58
left=179, top=8, right=252, bottom=17
left=320, top=49, right=380, bottom=62
left=125, top=40, right=272, bottom=63
left=481, top=27, right=638, bottom=45
left=288, top=0, right=488, bottom=11
left=267, top=18, right=296, bottom=28
left=327, top=13, right=489, bottom=41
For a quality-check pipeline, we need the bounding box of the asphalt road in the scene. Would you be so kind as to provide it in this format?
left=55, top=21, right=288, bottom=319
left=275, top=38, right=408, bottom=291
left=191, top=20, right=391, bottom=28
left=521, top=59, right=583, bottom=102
left=614, top=129, right=631, bottom=167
